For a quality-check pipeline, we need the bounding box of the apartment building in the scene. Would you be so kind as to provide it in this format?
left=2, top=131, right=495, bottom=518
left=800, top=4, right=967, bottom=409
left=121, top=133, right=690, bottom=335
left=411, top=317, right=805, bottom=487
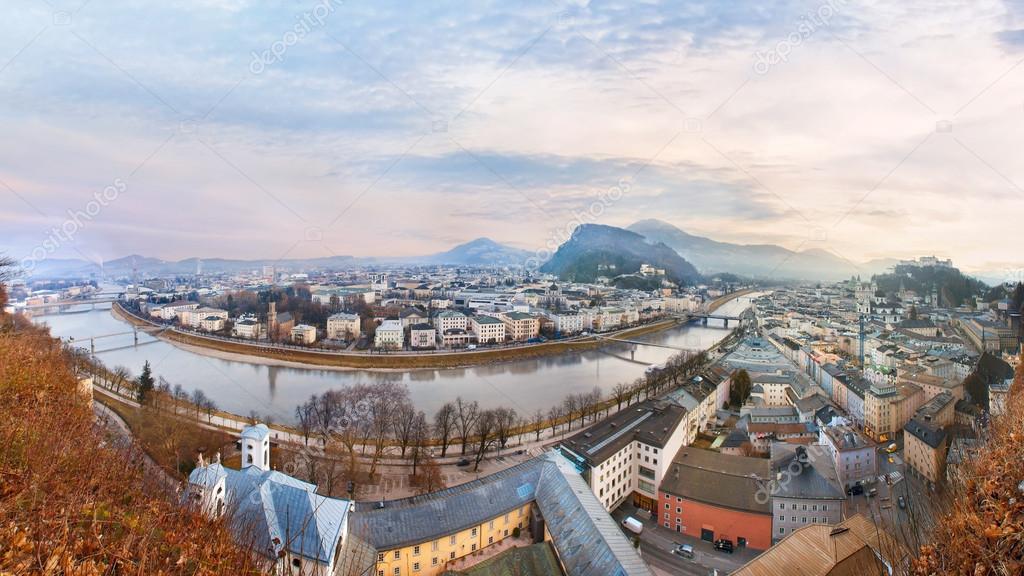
left=768, top=444, right=845, bottom=542
left=903, top=418, right=948, bottom=486
left=559, top=399, right=688, bottom=512
left=291, top=324, right=317, bottom=345
left=409, top=324, right=437, bottom=349
left=375, top=319, right=404, bottom=349
left=818, top=424, right=877, bottom=490
left=353, top=453, right=652, bottom=576
left=433, top=310, right=468, bottom=332
left=501, top=312, right=540, bottom=342
left=658, top=447, right=772, bottom=550
left=549, top=311, right=584, bottom=335
left=326, top=312, right=361, bottom=340
left=469, top=315, right=505, bottom=344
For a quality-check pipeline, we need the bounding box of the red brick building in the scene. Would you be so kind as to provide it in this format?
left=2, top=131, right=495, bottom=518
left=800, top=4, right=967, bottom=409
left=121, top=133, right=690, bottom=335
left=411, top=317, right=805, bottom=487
left=658, top=447, right=773, bottom=550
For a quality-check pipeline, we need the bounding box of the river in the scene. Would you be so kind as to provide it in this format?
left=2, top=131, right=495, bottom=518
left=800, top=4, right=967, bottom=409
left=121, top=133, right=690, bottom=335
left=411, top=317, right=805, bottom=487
left=34, top=295, right=756, bottom=423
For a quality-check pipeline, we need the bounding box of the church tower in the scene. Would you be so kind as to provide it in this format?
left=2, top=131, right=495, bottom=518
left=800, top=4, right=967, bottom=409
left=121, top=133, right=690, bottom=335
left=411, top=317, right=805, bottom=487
left=240, top=423, right=271, bottom=471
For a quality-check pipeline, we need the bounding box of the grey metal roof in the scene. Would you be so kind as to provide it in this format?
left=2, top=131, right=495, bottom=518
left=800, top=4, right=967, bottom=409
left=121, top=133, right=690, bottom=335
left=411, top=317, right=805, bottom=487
left=186, top=464, right=350, bottom=565
left=536, top=453, right=653, bottom=576
left=350, top=453, right=652, bottom=576
left=350, top=458, right=544, bottom=551
left=769, top=444, right=845, bottom=501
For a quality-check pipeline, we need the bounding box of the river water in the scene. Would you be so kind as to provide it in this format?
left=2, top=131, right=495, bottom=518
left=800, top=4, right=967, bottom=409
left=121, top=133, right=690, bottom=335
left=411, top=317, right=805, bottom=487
left=34, top=295, right=755, bottom=423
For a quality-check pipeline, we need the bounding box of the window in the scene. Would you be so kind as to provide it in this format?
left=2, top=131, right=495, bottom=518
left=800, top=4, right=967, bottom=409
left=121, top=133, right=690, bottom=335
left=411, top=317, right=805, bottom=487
left=504, top=513, right=510, bottom=523
left=779, top=503, right=784, bottom=509
left=378, top=571, right=384, bottom=576
left=676, top=507, right=681, bottom=514
left=412, top=563, right=420, bottom=572
left=791, top=517, right=796, bottom=522
left=394, top=551, right=400, bottom=560
left=488, top=536, right=494, bottom=545
left=292, top=559, right=301, bottom=568
left=393, top=569, right=400, bottom=576
left=664, top=512, right=669, bottom=520
left=432, top=558, right=438, bottom=566
left=449, top=536, right=456, bottom=545
left=664, top=503, right=670, bottom=509
left=378, top=553, right=384, bottom=562
left=503, top=529, right=508, bottom=537
left=449, top=552, right=455, bottom=560
left=779, top=528, right=785, bottom=534
left=822, top=505, right=828, bottom=511
left=432, top=541, right=439, bottom=552
left=471, top=544, right=477, bottom=552
left=802, top=505, right=807, bottom=511
left=812, top=505, right=818, bottom=511
left=779, top=515, right=784, bottom=521
left=471, top=528, right=477, bottom=537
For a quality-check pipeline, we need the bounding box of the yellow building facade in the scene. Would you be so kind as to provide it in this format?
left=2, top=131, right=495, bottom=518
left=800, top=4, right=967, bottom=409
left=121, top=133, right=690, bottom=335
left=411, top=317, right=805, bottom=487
left=373, top=503, right=533, bottom=576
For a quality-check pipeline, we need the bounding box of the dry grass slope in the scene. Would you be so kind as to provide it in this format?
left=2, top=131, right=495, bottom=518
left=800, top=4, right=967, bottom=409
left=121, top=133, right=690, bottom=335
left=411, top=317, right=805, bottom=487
left=0, top=318, right=264, bottom=575
left=912, top=353, right=1024, bottom=576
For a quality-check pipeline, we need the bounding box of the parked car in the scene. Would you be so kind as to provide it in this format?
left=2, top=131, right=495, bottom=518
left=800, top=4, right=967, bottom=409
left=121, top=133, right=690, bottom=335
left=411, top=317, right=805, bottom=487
left=868, top=488, right=878, bottom=497
left=673, top=544, right=695, bottom=559
left=456, top=458, right=470, bottom=467
left=847, top=484, right=864, bottom=496
left=885, top=443, right=899, bottom=453
left=898, top=496, right=907, bottom=509
left=621, top=517, right=644, bottom=535
left=714, top=539, right=734, bottom=553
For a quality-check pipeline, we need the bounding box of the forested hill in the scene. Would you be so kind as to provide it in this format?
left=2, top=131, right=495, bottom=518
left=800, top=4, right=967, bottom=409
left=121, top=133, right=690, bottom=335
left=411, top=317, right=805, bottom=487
left=872, top=264, right=986, bottom=307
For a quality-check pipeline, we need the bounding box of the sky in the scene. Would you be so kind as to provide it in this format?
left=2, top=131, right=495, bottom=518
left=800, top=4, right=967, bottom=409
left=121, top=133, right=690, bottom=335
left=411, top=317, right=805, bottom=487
left=1, top=0, right=1024, bottom=280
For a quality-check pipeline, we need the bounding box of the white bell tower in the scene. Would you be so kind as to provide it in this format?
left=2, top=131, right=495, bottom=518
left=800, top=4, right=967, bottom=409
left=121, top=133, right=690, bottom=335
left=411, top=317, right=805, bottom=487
left=240, top=423, right=271, bottom=471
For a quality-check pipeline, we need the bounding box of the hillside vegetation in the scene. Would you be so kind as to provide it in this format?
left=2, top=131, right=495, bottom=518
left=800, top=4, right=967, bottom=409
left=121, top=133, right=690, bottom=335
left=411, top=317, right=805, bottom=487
left=913, top=353, right=1024, bottom=575
left=873, top=264, right=986, bottom=307
left=0, top=312, right=261, bottom=573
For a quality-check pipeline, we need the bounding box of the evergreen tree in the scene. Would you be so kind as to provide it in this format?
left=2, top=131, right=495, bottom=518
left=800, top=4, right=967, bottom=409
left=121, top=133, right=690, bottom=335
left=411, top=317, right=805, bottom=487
left=730, top=369, right=753, bottom=407
left=137, top=361, right=155, bottom=404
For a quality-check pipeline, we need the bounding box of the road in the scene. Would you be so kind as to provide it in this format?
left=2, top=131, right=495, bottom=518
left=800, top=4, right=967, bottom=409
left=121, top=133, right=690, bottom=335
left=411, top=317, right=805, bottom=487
left=611, top=503, right=759, bottom=575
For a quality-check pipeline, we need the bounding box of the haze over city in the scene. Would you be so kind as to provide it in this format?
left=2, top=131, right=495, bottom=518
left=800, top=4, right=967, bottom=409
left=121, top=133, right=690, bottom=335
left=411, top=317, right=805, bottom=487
left=3, top=1, right=1024, bottom=278
left=2, top=3, right=1024, bottom=576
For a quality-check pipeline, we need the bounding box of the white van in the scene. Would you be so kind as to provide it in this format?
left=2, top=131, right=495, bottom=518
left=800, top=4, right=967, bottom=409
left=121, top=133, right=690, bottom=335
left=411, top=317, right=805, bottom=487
left=622, top=517, right=644, bottom=535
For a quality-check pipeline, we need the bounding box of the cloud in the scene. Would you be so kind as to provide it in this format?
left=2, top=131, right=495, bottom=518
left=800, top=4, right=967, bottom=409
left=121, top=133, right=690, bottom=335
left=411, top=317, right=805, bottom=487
left=0, top=0, right=1022, bottom=269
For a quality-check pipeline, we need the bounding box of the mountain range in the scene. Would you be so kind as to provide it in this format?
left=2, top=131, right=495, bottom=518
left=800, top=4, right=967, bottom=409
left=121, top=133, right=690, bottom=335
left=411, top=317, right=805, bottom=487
left=539, top=224, right=702, bottom=284
left=627, top=219, right=896, bottom=281
left=19, top=238, right=533, bottom=278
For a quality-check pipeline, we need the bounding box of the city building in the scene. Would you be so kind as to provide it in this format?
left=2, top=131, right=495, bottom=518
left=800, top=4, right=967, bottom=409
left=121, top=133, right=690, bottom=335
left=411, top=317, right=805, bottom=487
left=818, top=425, right=877, bottom=490
left=186, top=424, right=353, bottom=575
left=433, top=310, right=468, bottom=332
left=351, top=452, right=652, bottom=576
left=291, top=324, right=318, bottom=344
left=232, top=314, right=262, bottom=339
left=409, top=323, right=437, bottom=349
left=768, top=444, right=846, bottom=542
left=657, top=447, right=773, bottom=550
left=326, top=312, right=361, bottom=341
left=469, top=315, right=506, bottom=345
left=732, top=514, right=908, bottom=576
left=903, top=418, right=949, bottom=486
left=500, top=311, right=540, bottom=342
left=559, top=399, right=688, bottom=512
left=375, top=319, right=405, bottom=349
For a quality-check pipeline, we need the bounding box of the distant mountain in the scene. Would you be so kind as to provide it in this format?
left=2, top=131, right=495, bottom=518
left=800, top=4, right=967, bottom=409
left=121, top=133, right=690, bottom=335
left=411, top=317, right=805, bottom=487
left=539, top=224, right=701, bottom=284
left=627, top=219, right=895, bottom=281
left=422, top=238, right=532, bottom=267
left=18, top=237, right=532, bottom=279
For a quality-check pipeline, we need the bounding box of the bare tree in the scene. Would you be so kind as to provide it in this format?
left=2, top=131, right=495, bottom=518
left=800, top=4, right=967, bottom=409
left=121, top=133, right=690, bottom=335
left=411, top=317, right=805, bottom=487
left=472, top=409, right=499, bottom=471
left=531, top=409, right=545, bottom=442
left=562, top=394, right=580, bottom=431
left=547, top=406, right=562, bottom=437
left=434, top=402, right=457, bottom=457
left=409, top=411, right=429, bottom=476
left=392, top=401, right=417, bottom=459
left=612, top=381, right=630, bottom=411
left=455, top=397, right=479, bottom=456
left=494, top=407, right=517, bottom=450
left=415, top=458, right=446, bottom=495
left=111, top=365, right=131, bottom=396
left=295, top=399, right=316, bottom=446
